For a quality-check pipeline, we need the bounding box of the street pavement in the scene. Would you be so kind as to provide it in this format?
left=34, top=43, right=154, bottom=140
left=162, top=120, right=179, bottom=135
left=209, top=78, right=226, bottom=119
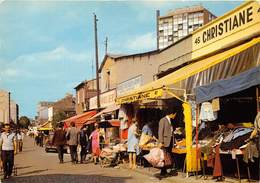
left=0, top=136, right=252, bottom=183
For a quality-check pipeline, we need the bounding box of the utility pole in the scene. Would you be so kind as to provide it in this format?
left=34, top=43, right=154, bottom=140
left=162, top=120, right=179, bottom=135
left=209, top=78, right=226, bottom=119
left=8, top=92, right=11, bottom=123
left=94, top=13, right=100, bottom=110
left=156, top=10, right=160, bottom=50
left=104, top=37, right=108, bottom=54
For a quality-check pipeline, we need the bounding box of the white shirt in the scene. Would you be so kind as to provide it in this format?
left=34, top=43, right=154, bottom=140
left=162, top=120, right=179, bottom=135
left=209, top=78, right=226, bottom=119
left=166, top=115, right=173, bottom=134
left=17, top=133, right=23, bottom=140
left=0, top=132, right=16, bottom=151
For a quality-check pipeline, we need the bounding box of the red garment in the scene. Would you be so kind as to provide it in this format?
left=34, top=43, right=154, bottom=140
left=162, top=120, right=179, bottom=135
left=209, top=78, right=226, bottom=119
left=213, top=145, right=223, bottom=177
left=207, top=154, right=214, bottom=168
left=121, top=129, right=128, bottom=140
left=90, top=129, right=100, bottom=156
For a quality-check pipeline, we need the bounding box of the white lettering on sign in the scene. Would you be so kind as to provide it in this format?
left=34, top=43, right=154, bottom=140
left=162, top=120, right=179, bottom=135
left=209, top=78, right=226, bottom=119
left=117, top=75, right=142, bottom=96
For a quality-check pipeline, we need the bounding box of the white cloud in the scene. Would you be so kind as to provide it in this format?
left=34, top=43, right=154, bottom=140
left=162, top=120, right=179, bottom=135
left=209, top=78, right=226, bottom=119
left=2, top=68, right=19, bottom=77
left=126, top=32, right=156, bottom=51
left=16, top=46, right=92, bottom=64
left=0, top=46, right=93, bottom=81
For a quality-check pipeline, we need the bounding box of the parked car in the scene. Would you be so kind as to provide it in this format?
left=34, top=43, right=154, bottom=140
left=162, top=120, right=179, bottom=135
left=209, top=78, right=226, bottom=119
left=45, top=132, right=68, bottom=153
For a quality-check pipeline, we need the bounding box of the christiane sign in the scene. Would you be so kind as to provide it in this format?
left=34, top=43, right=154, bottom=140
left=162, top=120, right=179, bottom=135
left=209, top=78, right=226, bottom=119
left=192, top=1, right=260, bottom=60
left=116, top=88, right=163, bottom=104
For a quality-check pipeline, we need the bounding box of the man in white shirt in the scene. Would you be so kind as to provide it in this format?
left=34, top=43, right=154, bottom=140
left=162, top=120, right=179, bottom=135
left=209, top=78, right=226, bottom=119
left=0, top=124, right=17, bottom=179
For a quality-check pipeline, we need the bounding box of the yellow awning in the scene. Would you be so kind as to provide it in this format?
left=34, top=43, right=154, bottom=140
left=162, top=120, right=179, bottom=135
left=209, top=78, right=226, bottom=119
left=38, top=121, right=53, bottom=131
left=38, top=127, right=53, bottom=131
left=116, top=37, right=260, bottom=104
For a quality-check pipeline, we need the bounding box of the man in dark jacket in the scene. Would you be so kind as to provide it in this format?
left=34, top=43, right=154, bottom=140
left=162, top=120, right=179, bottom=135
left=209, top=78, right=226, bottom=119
left=158, top=109, right=177, bottom=177
left=66, top=122, right=79, bottom=164
left=52, top=123, right=66, bottom=163
left=79, top=125, right=89, bottom=163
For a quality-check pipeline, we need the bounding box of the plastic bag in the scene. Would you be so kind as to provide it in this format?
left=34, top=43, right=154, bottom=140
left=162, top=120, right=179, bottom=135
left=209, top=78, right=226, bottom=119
left=144, top=147, right=164, bottom=168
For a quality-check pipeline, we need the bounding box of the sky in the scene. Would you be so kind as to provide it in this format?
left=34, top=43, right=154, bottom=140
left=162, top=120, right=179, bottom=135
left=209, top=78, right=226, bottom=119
left=0, top=0, right=243, bottom=118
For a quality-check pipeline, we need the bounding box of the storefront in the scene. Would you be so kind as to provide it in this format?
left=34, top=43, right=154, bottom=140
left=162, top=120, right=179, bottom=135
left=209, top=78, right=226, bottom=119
left=117, top=34, right=260, bottom=172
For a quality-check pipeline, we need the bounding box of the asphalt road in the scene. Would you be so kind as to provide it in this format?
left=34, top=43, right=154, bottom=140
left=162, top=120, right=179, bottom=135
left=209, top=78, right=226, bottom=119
left=1, top=136, right=166, bottom=183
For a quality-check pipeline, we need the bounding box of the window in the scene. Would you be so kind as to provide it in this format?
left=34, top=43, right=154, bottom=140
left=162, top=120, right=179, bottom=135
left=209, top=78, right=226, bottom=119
left=194, top=17, right=199, bottom=24
left=178, top=30, right=183, bottom=36
left=168, top=35, right=173, bottom=41
left=173, top=24, right=178, bottom=31
left=178, top=24, right=183, bottom=30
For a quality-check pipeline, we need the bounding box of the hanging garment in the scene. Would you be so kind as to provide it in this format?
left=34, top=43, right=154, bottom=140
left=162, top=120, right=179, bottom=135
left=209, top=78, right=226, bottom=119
left=188, top=100, right=197, bottom=127
left=242, top=142, right=259, bottom=163
left=199, top=102, right=217, bottom=121
left=119, top=108, right=128, bottom=130
left=212, top=98, right=220, bottom=112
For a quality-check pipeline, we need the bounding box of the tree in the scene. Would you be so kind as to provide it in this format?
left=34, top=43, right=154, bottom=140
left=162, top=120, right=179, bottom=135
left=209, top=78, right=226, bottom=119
left=51, top=111, right=67, bottom=128
left=19, top=116, right=31, bottom=129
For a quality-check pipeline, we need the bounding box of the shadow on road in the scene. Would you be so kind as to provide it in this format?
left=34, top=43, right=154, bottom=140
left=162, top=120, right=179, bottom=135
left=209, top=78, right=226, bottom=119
left=16, top=166, right=32, bottom=170
left=17, top=169, right=49, bottom=176
left=3, top=174, right=132, bottom=183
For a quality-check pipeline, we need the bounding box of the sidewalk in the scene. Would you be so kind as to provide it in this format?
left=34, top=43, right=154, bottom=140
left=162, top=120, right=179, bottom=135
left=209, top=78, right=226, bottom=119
left=119, top=164, right=257, bottom=183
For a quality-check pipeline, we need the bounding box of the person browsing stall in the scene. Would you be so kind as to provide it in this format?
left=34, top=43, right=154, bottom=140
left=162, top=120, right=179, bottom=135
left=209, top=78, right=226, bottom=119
left=127, top=119, right=140, bottom=170
left=158, top=110, right=177, bottom=177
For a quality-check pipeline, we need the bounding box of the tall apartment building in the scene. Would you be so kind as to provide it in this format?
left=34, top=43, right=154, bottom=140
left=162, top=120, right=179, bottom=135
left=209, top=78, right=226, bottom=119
left=157, top=5, right=216, bottom=49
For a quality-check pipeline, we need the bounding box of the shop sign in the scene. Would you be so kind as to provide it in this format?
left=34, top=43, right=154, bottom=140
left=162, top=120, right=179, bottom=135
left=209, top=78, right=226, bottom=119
left=117, top=75, right=142, bottom=96
left=89, top=89, right=116, bottom=109
left=116, top=88, right=163, bottom=104
left=192, top=1, right=260, bottom=60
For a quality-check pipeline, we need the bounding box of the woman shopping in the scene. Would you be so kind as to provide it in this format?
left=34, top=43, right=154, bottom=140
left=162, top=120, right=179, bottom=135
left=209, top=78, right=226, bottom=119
left=90, top=123, right=101, bottom=164
left=127, top=119, right=140, bottom=169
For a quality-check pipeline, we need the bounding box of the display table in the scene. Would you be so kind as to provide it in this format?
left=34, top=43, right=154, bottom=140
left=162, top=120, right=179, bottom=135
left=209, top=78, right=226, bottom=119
left=219, top=149, right=247, bottom=183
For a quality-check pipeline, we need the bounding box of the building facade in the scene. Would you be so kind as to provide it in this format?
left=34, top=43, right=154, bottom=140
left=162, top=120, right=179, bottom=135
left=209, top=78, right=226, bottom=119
left=10, top=100, right=19, bottom=124
left=0, top=90, right=10, bottom=123
left=37, top=101, right=54, bottom=122
left=75, top=79, right=97, bottom=114
left=48, top=93, right=76, bottom=121
left=157, top=5, right=216, bottom=49
left=99, top=36, right=192, bottom=98
left=0, top=90, right=19, bottom=124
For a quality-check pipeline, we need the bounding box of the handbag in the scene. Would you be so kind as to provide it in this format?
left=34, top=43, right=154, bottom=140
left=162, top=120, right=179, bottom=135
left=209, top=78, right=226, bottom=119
left=163, top=149, right=173, bottom=167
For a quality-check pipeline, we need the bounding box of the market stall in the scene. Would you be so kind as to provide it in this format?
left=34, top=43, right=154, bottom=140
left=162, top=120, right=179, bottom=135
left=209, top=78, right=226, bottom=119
left=194, top=68, right=260, bottom=181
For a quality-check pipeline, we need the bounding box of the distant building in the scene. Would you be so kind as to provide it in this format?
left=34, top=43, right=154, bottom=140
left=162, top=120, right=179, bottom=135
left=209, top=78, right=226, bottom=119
left=0, top=90, right=10, bottom=123
left=48, top=93, right=76, bottom=121
left=37, top=101, right=54, bottom=122
left=10, top=100, right=19, bottom=124
left=74, top=79, right=97, bottom=114
left=0, top=90, right=19, bottom=124
left=157, top=5, right=216, bottom=49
